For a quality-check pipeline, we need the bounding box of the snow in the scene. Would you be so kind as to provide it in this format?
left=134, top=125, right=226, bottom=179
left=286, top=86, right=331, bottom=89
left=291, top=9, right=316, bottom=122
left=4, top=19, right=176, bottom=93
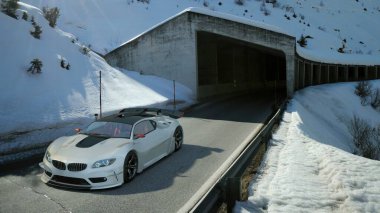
left=235, top=80, right=380, bottom=212
left=0, top=3, right=193, bottom=158
left=20, top=0, right=380, bottom=65
left=0, top=0, right=379, bottom=207
left=120, top=7, right=290, bottom=47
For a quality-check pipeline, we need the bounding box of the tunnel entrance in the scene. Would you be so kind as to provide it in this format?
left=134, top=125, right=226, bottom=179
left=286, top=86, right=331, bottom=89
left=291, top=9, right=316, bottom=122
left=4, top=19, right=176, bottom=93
left=197, top=31, right=286, bottom=103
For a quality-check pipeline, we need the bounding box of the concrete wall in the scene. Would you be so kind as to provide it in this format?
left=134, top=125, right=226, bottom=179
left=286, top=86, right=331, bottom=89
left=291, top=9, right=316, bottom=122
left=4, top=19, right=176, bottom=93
left=105, top=11, right=296, bottom=100
left=295, top=55, right=380, bottom=89
left=106, top=13, right=198, bottom=97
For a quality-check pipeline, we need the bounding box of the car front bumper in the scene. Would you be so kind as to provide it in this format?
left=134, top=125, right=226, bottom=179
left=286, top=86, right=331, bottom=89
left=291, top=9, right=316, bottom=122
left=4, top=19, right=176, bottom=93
left=39, top=158, right=124, bottom=190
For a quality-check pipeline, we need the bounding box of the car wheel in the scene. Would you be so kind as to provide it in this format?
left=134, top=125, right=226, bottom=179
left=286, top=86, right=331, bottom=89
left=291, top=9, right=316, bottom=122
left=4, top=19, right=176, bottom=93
left=124, top=152, right=138, bottom=183
left=174, top=127, right=183, bottom=151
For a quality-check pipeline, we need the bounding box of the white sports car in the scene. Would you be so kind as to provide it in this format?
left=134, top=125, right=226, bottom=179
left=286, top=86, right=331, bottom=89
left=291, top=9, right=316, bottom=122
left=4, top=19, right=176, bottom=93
left=39, top=108, right=183, bottom=190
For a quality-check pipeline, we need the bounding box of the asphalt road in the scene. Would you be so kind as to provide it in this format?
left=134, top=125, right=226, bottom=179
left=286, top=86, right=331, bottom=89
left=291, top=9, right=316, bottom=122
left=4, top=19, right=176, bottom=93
left=0, top=93, right=275, bottom=213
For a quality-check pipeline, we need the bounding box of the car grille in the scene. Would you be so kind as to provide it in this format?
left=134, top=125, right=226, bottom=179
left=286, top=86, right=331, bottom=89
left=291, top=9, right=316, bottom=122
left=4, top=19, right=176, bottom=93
left=52, top=160, right=87, bottom=172
left=52, top=160, right=66, bottom=170
left=51, top=175, right=90, bottom=186
left=68, top=163, right=87, bottom=172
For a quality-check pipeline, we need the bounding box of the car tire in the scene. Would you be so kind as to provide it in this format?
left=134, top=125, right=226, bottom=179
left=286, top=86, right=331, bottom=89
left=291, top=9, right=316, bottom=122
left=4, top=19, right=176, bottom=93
left=123, top=152, right=138, bottom=183
left=174, top=126, right=183, bottom=151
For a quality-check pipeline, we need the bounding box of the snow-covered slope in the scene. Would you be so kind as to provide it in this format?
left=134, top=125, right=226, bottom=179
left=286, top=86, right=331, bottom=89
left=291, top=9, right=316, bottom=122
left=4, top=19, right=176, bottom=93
left=21, top=0, right=380, bottom=65
left=0, top=3, right=193, bottom=155
left=235, top=80, right=380, bottom=212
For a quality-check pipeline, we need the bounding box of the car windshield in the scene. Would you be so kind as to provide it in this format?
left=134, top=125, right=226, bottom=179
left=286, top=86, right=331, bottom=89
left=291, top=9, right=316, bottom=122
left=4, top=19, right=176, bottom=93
left=81, top=121, right=132, bottom=138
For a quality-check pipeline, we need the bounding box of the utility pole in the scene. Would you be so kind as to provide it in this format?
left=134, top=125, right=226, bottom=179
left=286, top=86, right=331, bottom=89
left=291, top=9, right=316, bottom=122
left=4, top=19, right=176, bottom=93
left=99, top=70, right=102, bottom=118
left=173, top=80, right=176, bottom=110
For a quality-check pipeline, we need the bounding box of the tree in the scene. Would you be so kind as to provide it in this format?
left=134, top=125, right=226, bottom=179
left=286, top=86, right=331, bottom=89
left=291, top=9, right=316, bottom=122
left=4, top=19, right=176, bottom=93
left=1, top=0, right=18, bottom=19
left=27, top=58, right=43, bottom=74
left=42, top=6, right=60, bottom=28
left=30, top=23, right=42, bottom=39
left=21, top=11, right=27, bottom=20
left=30, top=15, right=35, bottom=25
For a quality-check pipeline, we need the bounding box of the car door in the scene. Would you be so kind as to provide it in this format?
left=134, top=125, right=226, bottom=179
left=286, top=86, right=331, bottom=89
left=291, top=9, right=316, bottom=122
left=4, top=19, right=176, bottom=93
left=133, top=120, right=166, bottom=168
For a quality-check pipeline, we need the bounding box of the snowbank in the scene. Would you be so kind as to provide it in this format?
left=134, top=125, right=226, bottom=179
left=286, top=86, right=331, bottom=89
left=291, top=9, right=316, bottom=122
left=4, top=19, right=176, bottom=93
left=235, top=80, right=380, bottom=212
left=21, top=0, right=380, bottom=65
left=0, top=4, right=193, bottom=158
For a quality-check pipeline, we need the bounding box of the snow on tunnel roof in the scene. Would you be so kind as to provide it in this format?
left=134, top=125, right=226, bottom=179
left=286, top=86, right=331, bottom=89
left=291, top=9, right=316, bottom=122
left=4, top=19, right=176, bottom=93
left=118, top=7, right=292, bottom=48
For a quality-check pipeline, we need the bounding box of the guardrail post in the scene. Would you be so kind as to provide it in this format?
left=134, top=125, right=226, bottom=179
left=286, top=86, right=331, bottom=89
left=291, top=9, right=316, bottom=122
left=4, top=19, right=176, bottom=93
left=226, top=177, right=241, bottom=213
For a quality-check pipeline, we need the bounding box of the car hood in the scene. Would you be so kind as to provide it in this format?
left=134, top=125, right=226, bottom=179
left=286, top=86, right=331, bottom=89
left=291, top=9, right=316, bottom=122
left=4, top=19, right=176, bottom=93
left=48, top=134, right=132, bottom=162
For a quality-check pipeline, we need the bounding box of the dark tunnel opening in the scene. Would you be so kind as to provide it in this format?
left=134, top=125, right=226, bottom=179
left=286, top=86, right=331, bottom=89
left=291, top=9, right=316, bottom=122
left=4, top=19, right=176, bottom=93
left=197, top=31, right=287, bottom=105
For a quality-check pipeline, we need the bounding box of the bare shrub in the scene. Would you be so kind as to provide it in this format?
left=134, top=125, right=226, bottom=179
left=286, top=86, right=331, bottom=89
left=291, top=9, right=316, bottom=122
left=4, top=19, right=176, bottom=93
left=371, top=88, right=380, bottom=110
left=348, top=115, right=380, bottom=160
left=355, top=81, right=372, bottom=106
left=370, top=125, right=380, bottom=160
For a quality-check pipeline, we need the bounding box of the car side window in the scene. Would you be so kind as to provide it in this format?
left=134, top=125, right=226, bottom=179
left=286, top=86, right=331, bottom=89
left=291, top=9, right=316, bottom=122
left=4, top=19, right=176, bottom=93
left=150, top=120, right=157, bottom=129
left=134, top=120, right=155, bottom=135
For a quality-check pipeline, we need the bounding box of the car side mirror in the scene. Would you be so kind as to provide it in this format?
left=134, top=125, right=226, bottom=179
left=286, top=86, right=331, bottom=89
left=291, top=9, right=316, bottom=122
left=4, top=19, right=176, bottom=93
left=134, top=134, right=145, bottom=139
left=75, top=128, right=81, bottom=133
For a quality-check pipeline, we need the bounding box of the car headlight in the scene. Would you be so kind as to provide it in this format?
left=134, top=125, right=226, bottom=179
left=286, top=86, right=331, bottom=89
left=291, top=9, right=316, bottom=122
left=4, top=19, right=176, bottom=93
left=92, top=158, right=116, bottom=168
left=45, top=151, right=52, bottom=163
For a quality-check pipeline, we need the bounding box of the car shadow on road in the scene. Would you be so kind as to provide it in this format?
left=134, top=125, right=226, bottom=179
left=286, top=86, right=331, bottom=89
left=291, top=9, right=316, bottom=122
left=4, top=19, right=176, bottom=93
left=94, top=144, right=223, bottom=195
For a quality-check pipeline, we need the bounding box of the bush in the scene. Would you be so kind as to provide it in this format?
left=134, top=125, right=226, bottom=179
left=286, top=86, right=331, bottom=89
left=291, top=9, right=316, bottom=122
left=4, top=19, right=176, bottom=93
left=203, top=0, right=209, bottom=7
left=297, top=34, right=313, bottom=47
left=137, top=0, right=149, bottom=3
left=235, top=0, right=244, bottom=5
left=1, top=0, right=18, bottom=19
left=30, top=15, right=35, bottom=25
left=371, top=88, right=380, bottom=110
left=60, top=59, right=70, bottom=70
left=373, top=125, right=380, bottom=153
left=355, top=81, right=372, bottom=105
left=27, top=58, right=43, bottom=74
left=30, top=22, right=42, bottom=39
left=80, top=45, right=90, bottom=55
left=338, top=43, right=346, bottom=53
left=42, top=6, right=59, bottom=28
left=22, top=11, right=27, bottom=20
left=348, top=115, right=375, bottom=159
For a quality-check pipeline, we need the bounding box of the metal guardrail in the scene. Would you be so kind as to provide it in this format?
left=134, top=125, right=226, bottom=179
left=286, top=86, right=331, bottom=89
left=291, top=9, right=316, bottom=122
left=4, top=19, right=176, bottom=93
left=191, top=101, right=287, bottom=213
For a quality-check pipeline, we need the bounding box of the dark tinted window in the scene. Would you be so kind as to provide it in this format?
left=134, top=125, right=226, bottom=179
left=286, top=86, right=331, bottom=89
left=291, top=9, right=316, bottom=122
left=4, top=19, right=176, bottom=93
left=134, top=120, right=155, bottom=135
left=82, top=121, right=132, bottom=138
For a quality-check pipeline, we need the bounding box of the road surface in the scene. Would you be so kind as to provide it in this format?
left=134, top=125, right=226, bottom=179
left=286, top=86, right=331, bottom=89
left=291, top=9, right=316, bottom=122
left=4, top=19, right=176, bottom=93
left=0, top=93, right=275, bottom=213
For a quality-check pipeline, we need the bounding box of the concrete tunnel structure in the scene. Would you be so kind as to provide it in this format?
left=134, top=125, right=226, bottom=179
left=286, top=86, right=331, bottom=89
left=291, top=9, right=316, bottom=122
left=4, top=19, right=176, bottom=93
left=105, top=8, right=296, bottom=100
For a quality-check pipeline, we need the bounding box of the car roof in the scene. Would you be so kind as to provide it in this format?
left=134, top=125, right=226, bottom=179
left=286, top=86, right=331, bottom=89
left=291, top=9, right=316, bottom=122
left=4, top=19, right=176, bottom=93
left=98, top=113, right=155, bottom=125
